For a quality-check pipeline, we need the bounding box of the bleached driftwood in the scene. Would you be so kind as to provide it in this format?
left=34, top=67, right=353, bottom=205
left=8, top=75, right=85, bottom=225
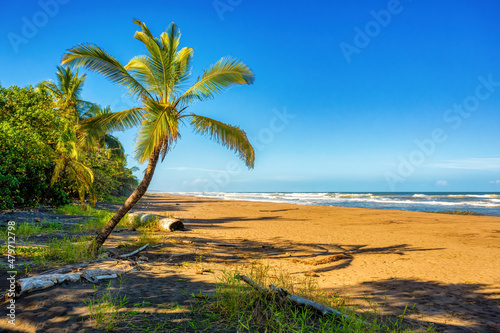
left=158, top=218, right=184, bottom=232
left=207, top=242, right=239, bottom=247
left=236, top=275, right=368, bottom=326
left=15, top=273, right=81, bottom=297
left=121, top=244, right=149, bottom=258
left=15, top=268, right=126, bottom=297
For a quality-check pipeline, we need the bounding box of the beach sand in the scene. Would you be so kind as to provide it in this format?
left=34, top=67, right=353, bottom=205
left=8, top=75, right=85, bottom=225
left=140, top=193, right=500, bottom=331
left=1, top=193, right=499, bottom=332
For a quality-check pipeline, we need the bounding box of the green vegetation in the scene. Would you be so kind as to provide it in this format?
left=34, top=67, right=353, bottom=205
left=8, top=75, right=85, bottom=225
left=0, top=70, right=138, bottom=210
left=202, top=265, right=428, bottom=332
left=61, top=19, right=255, bottom=251
left=0, top=236, right=101, bottom=269
left=0, top=221, right=63, bottom=239
left=0, top=86, right=71, bottom=209
left=84, top=279, right=129, bottom=332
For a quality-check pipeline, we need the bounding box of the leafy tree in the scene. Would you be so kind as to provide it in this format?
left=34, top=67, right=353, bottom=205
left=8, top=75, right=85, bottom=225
left=62, top=20, right=255, bottom=250
left=0, top=85, right=71, bottom=209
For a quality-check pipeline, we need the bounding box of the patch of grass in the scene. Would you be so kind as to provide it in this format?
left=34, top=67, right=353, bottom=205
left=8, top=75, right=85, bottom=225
left=0, top=220, right=63, bottom=239
left=201, top=265, right=430, bottom=333
left=103, top=195, right=128, bottom=204
left=56, top=204, right=115, bottom=233
left=122, top=230, right=163, bottom=251
left=429, top=210, right=480, bottom=215
left=84, top=279, right=128, bottom=332
left=0, top=236, right=102, bottom=268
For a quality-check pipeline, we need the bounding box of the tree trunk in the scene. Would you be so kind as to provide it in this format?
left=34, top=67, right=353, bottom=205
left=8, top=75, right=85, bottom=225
left=91, top=146, right=161, bottom=252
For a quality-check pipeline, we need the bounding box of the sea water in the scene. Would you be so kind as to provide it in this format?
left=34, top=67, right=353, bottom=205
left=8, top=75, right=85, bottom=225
left=163, top=192, right=500, bottom=217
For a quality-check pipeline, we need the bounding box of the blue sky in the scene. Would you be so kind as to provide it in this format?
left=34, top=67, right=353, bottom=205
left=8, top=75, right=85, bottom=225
left=2, top=0, right=500, bottom=192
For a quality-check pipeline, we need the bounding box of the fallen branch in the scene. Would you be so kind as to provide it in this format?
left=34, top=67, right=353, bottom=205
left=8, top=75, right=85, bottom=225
left=235, top=274, right=268, bottom=293
left=236, top=275, right=368, bottom=326
left=121, top=244, right=149, bottom=258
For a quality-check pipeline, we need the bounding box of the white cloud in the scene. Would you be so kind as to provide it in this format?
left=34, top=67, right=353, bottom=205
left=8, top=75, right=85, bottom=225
left=436, top=180, right=448, bottom=186
left=182, top=178, right=211, bottom=187
left=429, top=158, right=500, bottom=171
left=489, top=180, right=500, bottom=184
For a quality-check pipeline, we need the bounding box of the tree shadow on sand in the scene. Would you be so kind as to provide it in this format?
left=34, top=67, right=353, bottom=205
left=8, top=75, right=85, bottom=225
left=336, top=279, right=500, bottom=333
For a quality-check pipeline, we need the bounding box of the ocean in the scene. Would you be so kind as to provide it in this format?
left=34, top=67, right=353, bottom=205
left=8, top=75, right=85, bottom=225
left=165, top=192, right=500, bottom=217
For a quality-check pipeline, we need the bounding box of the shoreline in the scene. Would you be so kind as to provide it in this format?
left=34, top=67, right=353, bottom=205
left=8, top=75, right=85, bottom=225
left=151, top=191, right=500, bottom=217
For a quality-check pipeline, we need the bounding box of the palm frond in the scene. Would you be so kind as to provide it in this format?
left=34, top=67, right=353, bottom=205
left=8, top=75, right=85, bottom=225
left=125, top=55, right=163, bottom=97
left=175, top=57, right=254, bottom=107
left=62, top=44, right=152, bottom=100
left=134, top=100, right=179, bottom=163
left=78, top=107, right=144, bottom=149
left=189, top=114, right=254, bottom=168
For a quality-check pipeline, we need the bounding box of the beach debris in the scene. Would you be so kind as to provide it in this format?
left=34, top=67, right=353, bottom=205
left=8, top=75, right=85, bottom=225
left=14, top=268, right=128, bottom=297
left=195, top=268, right=211, bottom=274
left=236, top=274, right=368, bottom=326
left=292, top=254, right=348, bottom=266
left=207, top=242, right=239, bottom=247
left=121, top=243, right=149, bottom=258
left=304, top=272, right=320, bottom=277
left=158, top=217, right=185, bottom=232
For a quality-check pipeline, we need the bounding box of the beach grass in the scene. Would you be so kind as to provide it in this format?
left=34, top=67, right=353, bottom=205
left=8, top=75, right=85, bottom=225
left=199, top=264, right=427, bottom=332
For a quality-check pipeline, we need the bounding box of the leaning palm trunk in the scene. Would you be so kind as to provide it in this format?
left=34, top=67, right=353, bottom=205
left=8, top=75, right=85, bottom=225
left=93, top=147, right=160, bottom=251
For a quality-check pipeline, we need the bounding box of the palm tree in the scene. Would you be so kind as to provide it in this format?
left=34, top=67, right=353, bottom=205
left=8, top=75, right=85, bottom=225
left=62, top=20, right=255, bottom=251
left=39, top=66, right=97, bottom=206
left=38, top=66, right=92, bottom=122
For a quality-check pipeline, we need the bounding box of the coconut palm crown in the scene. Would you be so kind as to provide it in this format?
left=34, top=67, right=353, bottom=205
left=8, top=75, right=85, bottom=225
left=62, top=20, right=255, bottom=250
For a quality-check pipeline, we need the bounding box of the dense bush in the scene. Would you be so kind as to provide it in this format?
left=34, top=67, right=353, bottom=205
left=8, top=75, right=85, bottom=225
left=0, top=86, right=71, bottom=209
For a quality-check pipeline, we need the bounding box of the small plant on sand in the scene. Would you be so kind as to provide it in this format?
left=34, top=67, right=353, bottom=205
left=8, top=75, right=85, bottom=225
left=84, top=279, right=128, bottom=331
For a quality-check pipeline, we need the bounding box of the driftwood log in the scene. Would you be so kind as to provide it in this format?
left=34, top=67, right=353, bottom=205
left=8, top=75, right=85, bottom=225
left=158, top=218, right=184, bottom=232
left=236, top=275, right=368, bottom=326
left=15, top=268, right=127, bottom=297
